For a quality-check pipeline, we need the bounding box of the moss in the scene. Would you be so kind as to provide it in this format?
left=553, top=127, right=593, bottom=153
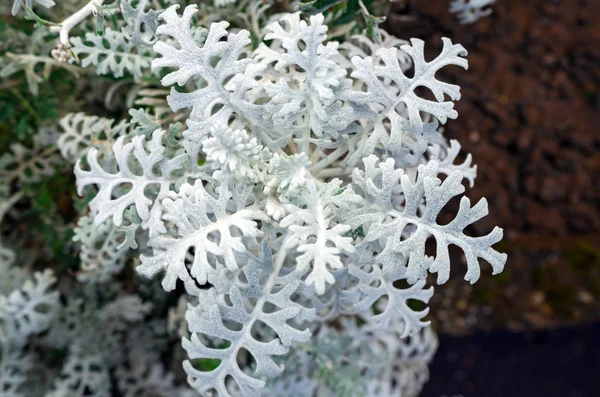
left=472, top=285, right=493, bottom=304
left=532, top=263, right=579, bottom=318
left=581, top=87, right=597, bottom=105
left=493, top=266, right=512, bottom=286
left=545, top=284, right=579, bottom=317
left=563, top=241, right=600, bottom=276
left=563, top=241, right=600, bottom=297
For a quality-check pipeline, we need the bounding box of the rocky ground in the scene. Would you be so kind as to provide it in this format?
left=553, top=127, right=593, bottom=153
left=384, top=0, right=600, bottom=335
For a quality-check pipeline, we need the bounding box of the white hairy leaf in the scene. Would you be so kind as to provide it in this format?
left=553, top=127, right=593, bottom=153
left=202, top=124, right=272, bottom=182
left=0, top=269, right=58, bottom=346
left=343, top=262, right=434, bottom=335
left=152, top=5, right=274, bottom=146
left=71, top=28, right=155, bottom=78
left=121, top=0, right=161, bottom=47
left=137, top=179, right=268, bottom=291
left=75, top=130, right=187, bottom=237
left=450, top=0, right=496, bottom=24
left=58, top=112, right=130, bottom=163
left=0, top=136, right=61, bottom=186
left=11, top=0, right=54, bottom=16
left=182, top=243, right=314, bottom=397
left=46, top=352, right=111, bottom=397
left=0, top=350, right=31, bottom=397
left=364, top=322, right=438, bottom=397
left=280, top=179, right=361, bottom=294
left=346, top=38, right=468, bottom=167
left=56, top=7, right=509, bottom=395
left=427, top=139, right=477, bottom=187
left=346, top=155, right=506, bottom=285
left=264, top=153, right=311, bottom=196
left=255, top=13, right=353, bottom=145
left=0, top=244, right=24, bottom=296
left=338, top=30, right=410, bottom=66
left=73, top=215, right=129, bottom=283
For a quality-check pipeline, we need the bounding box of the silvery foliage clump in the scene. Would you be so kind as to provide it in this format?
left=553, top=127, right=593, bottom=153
left=1, top=171, right=192, bottom=397
left=1, top=0, right=504, bottom=396
left=0, top=262, right=59, bottom=397
left=450, top=0, right=497, bottom=24
left=71, top=3, right=505, bottom=395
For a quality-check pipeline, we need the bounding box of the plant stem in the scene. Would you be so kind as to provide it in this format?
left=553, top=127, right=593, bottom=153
left=49, top=0, right=105, bottom=47
left=9, top=87, right=41, bottom=125
left=0, top=191, right=24, bottom=223
left=1, top=145, right=58, bottom=185
left=309, top=134, right=361, bottom=173
left=0, top=343, right=9, bottom=390
left=316, top=167, right=350, bottom=179
left=263, top=234, right=292, bottom=292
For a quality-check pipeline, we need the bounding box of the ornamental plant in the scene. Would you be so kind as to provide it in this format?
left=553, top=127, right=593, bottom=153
left=1, top=1, right=502, bottom=396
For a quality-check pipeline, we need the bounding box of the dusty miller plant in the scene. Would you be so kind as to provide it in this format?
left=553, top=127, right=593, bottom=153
left=0, top=0, right=503, bottom=396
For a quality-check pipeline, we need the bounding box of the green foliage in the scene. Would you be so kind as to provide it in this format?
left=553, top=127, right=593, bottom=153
left=299, top=0, right=388, bottom=41
left=24, top=172, right=79, bottom=269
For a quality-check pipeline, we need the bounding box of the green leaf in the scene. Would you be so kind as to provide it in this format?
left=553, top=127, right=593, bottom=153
left=299, top=0, right=345, bottom=14
left=96, top=13, right=105, bottom=36
left=23, top=6, right=59, bottom=28
left=358, top=0, right=385, bottom=43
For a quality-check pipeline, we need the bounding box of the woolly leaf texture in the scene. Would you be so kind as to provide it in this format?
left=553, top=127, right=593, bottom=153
left=53, top=3, right=509, bottom=396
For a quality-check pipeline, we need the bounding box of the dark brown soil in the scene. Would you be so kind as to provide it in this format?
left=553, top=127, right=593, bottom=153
left=422, top=320, right=600, bottom=397
left=384, top=0, right=600, bottom=334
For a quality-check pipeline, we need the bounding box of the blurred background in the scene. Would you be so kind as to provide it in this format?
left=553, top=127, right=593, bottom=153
left=383, top=1, right=599, bottom=395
